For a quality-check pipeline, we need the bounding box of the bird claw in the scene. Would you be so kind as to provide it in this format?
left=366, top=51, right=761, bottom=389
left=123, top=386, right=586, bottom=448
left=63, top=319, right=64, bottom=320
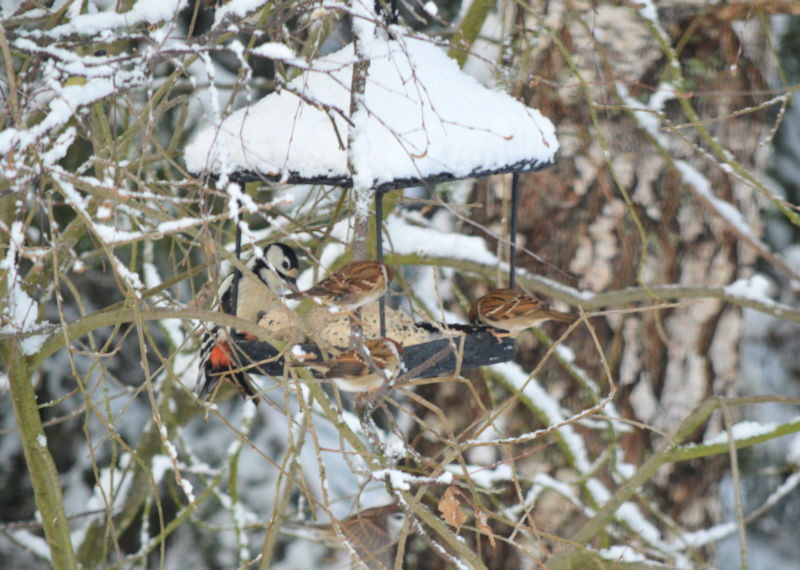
left=487, top=327, right=512, bottom=342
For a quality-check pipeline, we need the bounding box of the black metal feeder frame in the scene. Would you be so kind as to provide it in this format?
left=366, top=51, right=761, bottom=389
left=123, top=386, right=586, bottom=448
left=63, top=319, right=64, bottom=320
left=217, top=161, right=546, bottom=384
left=197, top=0, right=555, bottom=383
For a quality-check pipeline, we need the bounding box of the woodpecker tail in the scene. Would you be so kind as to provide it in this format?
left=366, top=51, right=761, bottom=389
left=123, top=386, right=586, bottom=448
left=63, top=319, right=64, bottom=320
left=197, top=326, right=261, bottom=405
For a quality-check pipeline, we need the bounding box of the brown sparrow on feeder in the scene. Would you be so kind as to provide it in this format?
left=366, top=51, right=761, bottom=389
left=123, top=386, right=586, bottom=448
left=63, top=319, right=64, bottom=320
left=285, top=260, right=393, bottom=313
left=469, top=288, right=575, bottom=338
left=293, top=337, right=404, bottom=393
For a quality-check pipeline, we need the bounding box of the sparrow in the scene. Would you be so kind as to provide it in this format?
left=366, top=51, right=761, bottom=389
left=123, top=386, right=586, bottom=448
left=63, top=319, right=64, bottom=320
left=196, top=242, right=300, bottom=405
left=293, top=337, right=404, bottom=392
left=469, top=288, right=575, bottom=338
left=285, top=260, right=393, bottom=313
left=284, top=504, right=407, bottom=570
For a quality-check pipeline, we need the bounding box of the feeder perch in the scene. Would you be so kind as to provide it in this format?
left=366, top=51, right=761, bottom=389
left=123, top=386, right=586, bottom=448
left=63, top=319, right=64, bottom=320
left=232, top=324, right=514, bottom=382
left=186, top=28, right=558, bottom=380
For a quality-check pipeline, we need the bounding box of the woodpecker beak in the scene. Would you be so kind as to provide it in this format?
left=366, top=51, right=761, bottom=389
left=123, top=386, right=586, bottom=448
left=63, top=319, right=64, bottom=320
left=283, top=268, right=299, bottom=291
left=266, top=263, right=299, bottom=289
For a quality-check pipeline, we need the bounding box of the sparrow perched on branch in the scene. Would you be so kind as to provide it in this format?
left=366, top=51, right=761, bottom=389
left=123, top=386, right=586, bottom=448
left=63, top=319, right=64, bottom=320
left=293, top=337, right=404, bottom=392
left=285, top=260, right=393, bottom=313
left=197, top=242, right=300, bottom=405
left=284, top=504, right=406, bottom=570
left=469, top=288, right=575, bottom=338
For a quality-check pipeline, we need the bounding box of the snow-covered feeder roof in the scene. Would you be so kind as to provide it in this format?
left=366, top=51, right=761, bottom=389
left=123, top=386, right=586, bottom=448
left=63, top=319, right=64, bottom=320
left=185, top=33, right=558, bottom=191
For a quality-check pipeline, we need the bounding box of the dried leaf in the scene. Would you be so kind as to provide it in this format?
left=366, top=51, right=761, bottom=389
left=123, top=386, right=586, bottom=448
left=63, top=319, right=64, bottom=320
left=475, top=509, right=496, bottom=548
left=438, top=486, right=467, bottom=533
left=186, top=279, right=216, bottom=312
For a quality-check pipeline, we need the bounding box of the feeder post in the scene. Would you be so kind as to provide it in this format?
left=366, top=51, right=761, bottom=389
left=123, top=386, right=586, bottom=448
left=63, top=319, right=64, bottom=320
left=508, top=173, right=519, bottom=289
left=376, top=189, right=387, bottom=337
left=230, top=207, right=243, bottom=316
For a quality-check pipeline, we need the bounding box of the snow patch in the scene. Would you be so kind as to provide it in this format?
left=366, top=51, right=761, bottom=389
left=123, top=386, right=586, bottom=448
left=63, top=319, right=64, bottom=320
left=723, top=275, right=775, bottom=305
left=702, top=420, right=781, bottom=446
left=371, top=468, right=452, bottom=490
left=0, top=220, right=46, bottom=355
left=186, top=33, right=558, bottom=187
left=251, top=42, right=298, bottom=62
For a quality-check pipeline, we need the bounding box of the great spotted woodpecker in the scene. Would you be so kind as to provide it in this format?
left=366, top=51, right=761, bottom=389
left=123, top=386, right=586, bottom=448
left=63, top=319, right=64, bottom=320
left=196, top=242, right=299, bottom=405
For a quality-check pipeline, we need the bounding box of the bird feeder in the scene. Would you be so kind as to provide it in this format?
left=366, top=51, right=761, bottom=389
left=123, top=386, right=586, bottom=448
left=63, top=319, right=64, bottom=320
left=185, top=24, right=558, bottom=381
